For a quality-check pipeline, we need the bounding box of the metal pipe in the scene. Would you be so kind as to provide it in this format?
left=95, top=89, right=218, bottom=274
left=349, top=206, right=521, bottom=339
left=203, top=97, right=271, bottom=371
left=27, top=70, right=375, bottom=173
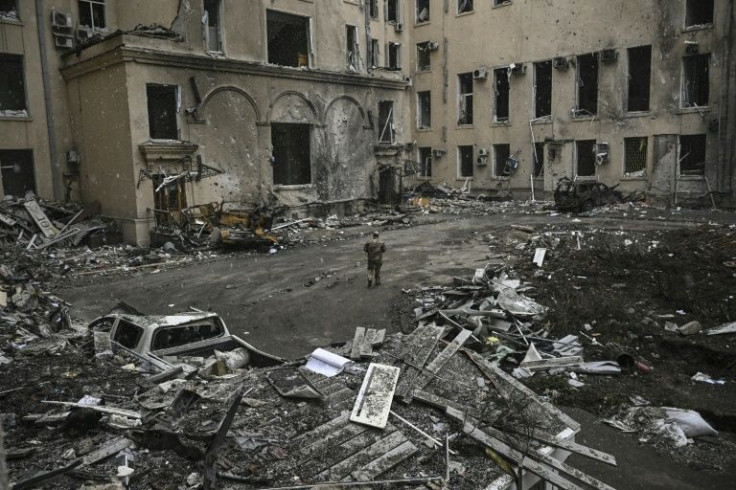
left=35, top=0, right=63, bottom=200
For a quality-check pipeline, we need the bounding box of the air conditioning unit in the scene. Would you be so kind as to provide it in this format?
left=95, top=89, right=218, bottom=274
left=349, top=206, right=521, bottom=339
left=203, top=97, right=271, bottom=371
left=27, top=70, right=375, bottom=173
left=432, top=149, right=446, bottom=158
left=594, top=143, right=609, bottom=164
left=600, top=48, right=618, bottom=64
left=478, top=148, right=489, bottom=157
left=427, top=41, right=440, bottom=51
left=473, top=67, right=487, bottom=80
left=51, top=10, right=72, bottom=30
left=394, top=23, right=404, bottom=32
left=509, top=63, right=526, bottom=75
left=403, top=76, right=412, bottom=87
left=477, top=148, right=489, bottom=165
left=685, top=41, right=699, bottom=54
left=54, top=34, right=74, bottom=49
left=504, top=157, right=519, bottom=175
left=553, top=56, right=569, bottom=71
left=77, top=26, right=94, bottom=43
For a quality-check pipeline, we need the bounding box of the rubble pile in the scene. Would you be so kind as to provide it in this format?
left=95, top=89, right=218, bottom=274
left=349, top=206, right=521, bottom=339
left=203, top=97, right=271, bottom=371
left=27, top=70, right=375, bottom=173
left=273, top=212, right=413, bottom=246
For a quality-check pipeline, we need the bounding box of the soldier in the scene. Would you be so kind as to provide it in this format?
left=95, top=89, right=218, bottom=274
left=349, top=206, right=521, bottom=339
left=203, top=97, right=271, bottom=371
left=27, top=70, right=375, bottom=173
left=363, top=231, right=386, bottom=287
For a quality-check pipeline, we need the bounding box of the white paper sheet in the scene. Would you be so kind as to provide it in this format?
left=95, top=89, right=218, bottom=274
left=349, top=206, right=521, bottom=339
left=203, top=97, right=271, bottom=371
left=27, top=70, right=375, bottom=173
left=304, top=348, right=351, bottom=377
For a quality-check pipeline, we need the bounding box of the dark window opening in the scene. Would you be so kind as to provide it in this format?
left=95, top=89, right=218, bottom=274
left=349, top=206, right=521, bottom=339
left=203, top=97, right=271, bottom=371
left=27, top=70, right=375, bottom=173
left=371, top=39, right=380, bottom=67
left=458, top=0, right=473, bottom=14
left=203, top=0, right=222, bottom=52
left=78, top=0, right=106, bottom=29
left=113, top=320, right=143, bottom=350
left=0, top=54, right=26, bottom=112
left=534, top=61, right=552, bottom=118
left=458, top=73, right=473, bottom=125
left=417, top=42, right=431, bottom=71
left=151, top=322, right=225, bottom=351
left=378, top=101, right=394, bottom=144
left=272, top=123, right=311, bottom=185
left=387, top=0, right=398, bottom=23
left=267, top=10, right=310, bottom=67
left=418, top=147, right=432, bottom=177
left=369, top=0, right=379, bottom=19
left=388, top=42, right=401, bottom=69
left=679, top=134, right=706, bottom=176
left=576, top=140, right=597, bottom=176
left=147, top=84, right=178, bottom=140
left=0, top=0, right=18, bottom=19
left=494, top=67, right=510, bottom=122
left=627, top=45, right=651, bottom=112
left=417, top=91, right=431, bottom=128
left=494, top=0, right=511, bottom=5
left=494, top=144, right=511, bottom=177
left=686, top=0, right=714, bottom=27
left=346, top=25, right=358, bottom=69
left=0, top=150, right=35, bottom=197
left=153, top=174, right=187, bottom=225
left=533, top=142, right=545, bottom=177
left=576, top=53, right=599, bottom=116
left=682, top=54, right=710, bottom=108
left=458, top=145, right=474, bottom=177
left=624, top=137, right=648, bottom=175
left=416, top=0, right=430, bottom=23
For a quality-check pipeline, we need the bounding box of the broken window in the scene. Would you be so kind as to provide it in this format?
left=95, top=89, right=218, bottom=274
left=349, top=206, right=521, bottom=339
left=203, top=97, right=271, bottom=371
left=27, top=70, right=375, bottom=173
left=0, top=0, right=18, bottom=20
left=534, top=61, right=552, bottom=118
left=369, top=0, right=379, bottom=19
left=153, top=173, right=187, bottom=225
left=346, top=25, right=358, bottom=70
left=533, top=142, right=545, bottom=177
left=113, top=320, right=143, bottom=350
left=378, top=101, right=394, bottom=144
left=387, top=42, right=401, bottom=69
left=458, top=0, right=473, bottom=14
left=682, top=54, right=710, bottom=108
left=416, top=0, right=429, bottom=23
left=494, top=67, right=510, bottom=122
left=458, top=145, right=474, bottom=177
left=679, top=134, right=706, bottom=176
left=458, top=73, right=473, bottom=125
left=147, top=84, right=179, bottom=140
left=387, top=0, right=399, bottom=23
left=371, top=39, right=380, bottom=67
left=685, top=0, right=714, bottom=27
left=78, top=0, right=106, bottom=29
left=267, top=10, right=310, bottom=68
left=576, top=53, right=599, bottom=116
left=151, top=322, right=225, bottom=351
left=203, top=0, right=222, bottom=52
left=0, top=54, right=26, bottom=113
left=0, top=150, right=35, bottom=197
left=624, top=137, right=648, bottom=176
left=418, top=147, right=432, bottom=177
left=417, top=90, right=431, bottom=128
left=494, top=144, right=511, bottom=177
left=576, top=140, right=597, bottom=177
left=272, top=123, right=311, bottom=185
left=627, top=45, right=651, bottom=112
left=416, top=42, right=431, bottom=71
left=494, top=0, right=511, bottom=6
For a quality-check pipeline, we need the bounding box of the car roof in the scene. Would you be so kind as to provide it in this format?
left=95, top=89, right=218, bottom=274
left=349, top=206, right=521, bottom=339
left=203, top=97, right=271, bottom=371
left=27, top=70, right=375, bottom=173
left=113, top=312, right=220, bottom=329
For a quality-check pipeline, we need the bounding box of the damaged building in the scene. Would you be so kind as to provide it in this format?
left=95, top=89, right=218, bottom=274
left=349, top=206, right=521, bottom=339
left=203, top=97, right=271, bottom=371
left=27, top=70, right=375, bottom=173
left=1, top=0, right=735, bottom=245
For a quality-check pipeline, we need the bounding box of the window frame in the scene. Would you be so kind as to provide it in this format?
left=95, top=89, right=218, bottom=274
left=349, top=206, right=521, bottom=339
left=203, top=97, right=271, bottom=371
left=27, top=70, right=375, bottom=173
left=346, top=24, right=359, bottom=70
left=0, top=53, right=27, bottom=114
left=575, top=53, right=599, bottom=117
left=457, top=0, right=474, bottom=15
left=78, top=0, right=107, bottom=31
left=623, top=136, right=648, bottom=177
left=387, top=42, right=401, bottom=69
left=681, top=53, right=710, bottom=109
left=494, top=67, right=510, bottom=123
left=626, top=45, right=652, bottom=113
left=575, top=139, right=597, bottom=178
left=417, top=146, right=432, bottom=178
left=203, top=0, right=224, bottom=53
left=533, top=60, right=552, bottom=119
left=271, top=122, right=313, bottom=186
left=415, top=0, right=430, bottom=24
left=416, top=90, right=431, bottom=129
left=416, top=41, right=431, bottom=72
left=457, top=73, right=474, bottom=126
left=146, top=83, right=180, bottom=141
left=457, top=145, right=474, bottom=178
left=684, top=0, right=714, bottom=28
left=678, top=134, right=707, bottom=177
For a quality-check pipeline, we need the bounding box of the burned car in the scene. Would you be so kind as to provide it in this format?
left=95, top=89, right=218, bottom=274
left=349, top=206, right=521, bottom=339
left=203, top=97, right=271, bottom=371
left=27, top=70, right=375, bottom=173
left=554, top=177, right=623, bottom=213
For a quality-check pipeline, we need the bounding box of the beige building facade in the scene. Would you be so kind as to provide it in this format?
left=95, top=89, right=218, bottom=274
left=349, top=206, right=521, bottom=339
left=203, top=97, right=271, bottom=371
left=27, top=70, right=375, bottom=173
left=1, top=1, right=735, bottom=245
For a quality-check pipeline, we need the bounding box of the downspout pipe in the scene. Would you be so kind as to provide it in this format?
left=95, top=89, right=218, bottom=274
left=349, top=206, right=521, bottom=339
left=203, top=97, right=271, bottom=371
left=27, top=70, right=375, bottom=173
left=35, top=0, right=63, bottom=200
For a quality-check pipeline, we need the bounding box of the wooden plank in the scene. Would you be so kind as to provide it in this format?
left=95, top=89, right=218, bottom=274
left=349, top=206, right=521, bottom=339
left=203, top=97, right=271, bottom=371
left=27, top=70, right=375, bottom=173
left=350, top=327, right=366, bottom=360
left=360, top=329, right=376, bottom=357
left=10, top=459, right=81, bottom=490
left=463, top=349, right=581, bottom=432
left=348, top=440, right=418, bottom=482
left=394, top=325, right=445, bottom=399
left=350, top=363, right=400, bottom=429
left=81, top=437, right=132, bottom=466
left=462, top=423, right=584, bottom=490
left=297, top=423, right=370, bottom=463
left=506, top=428, right=617, bottom=466
left=299, top=427, right=394, bottom=479
left=520, top=356, right=583, bottom=372
left=0, top=212, right=17, bottom=227
left=23, top=200, right=59, bottom=237
left=413, top=390, right=483, bottom=420
left=317, top=431, right=407, bottom=481
left=41, top=401, right=140, bottom=419
left=407, top=329, right=472, bottom=401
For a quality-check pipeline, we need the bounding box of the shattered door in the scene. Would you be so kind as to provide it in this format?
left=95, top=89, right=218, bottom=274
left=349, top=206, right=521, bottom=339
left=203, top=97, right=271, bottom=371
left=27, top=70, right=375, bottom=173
left=378, top=166, right=398, bottom=205
left=153, top=174, right=187, bottom=225
left=0, top=150, right=35, bottom=197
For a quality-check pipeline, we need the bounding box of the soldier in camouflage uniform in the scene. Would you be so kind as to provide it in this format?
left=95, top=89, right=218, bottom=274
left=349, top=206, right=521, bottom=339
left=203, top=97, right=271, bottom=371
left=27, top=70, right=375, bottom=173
left=363, top=232, right=386, bottom=287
